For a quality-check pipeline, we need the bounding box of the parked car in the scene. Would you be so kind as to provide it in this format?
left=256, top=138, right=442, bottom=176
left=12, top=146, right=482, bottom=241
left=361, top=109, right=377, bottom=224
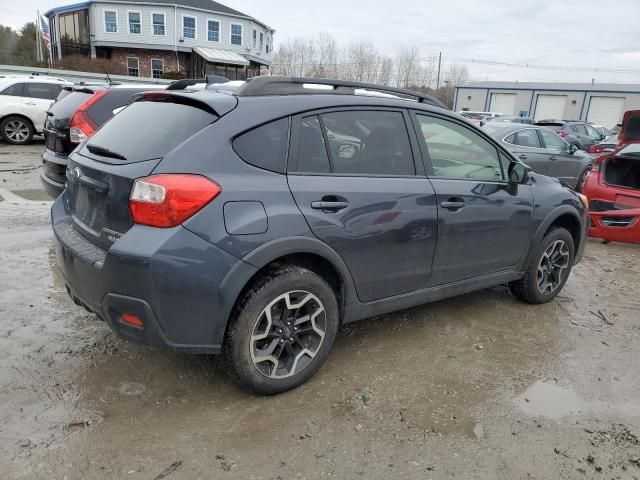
left=588, top=134, right=618, bottom=158
left=41, top=83, right=167, bottom=198
left=482, top=122, right=592, bottom=190
left=535, top=120, right=606, bottom=151
left=52, top=77, right=588, bottom=394
left=488, top=115, right=534, bottom=124
left=583, top=110, right=640, bottom=244
left=459, top=111, right=503, bottom=127
left=0, top=75, right=70, bottom=144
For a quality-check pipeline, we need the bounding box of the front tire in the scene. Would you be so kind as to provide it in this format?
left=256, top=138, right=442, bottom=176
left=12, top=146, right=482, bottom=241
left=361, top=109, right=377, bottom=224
left=0, top=116, right=34, bottom=145
left=222, top=265, right=339, bottom=395
left=509, top=227, right=574, bottom=304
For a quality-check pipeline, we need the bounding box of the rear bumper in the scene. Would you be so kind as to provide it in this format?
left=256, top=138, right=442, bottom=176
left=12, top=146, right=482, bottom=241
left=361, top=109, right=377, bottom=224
left=588, top=208, right=640, bottom=244
left=51, top=194, right=256, bottom=353
left=41, top=149, right=68, bottom=199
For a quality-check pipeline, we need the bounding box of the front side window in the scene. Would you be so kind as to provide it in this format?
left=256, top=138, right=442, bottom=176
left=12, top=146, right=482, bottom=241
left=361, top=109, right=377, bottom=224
left=539, top=128, right=567, bottom=151
left=127, top=57, right=139, bottom=77
left=230, top=23, right=242, bottom=45
left=183, top=16, right=196, bottom=39
left=207, top=20, right=219, bottom=42
left=505, top=129, right=541, bottom=149
left=128, top=11, right=141, bottom=34
left=104, top=10, right=117, bottom=33
left=151, top=59, right=164, bottom=79
left=234, top=118, right=289, bottom=173
left=152, top=13, right=165, bottom=35
left=417, top=114, right=503, bottom=181
left=0, top=83, right=24, bottom=96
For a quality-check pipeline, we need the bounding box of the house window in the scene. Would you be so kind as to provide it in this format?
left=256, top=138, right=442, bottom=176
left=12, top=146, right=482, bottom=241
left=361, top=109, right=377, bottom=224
left=266, top=39, right=269, bottom=54
left=104, top=10, right=117, bottom=33
left=207, top=20, right=219, bottom=42
left=260, top=32, right=264, bottom=50
left=230, top=23, right=242, bottom=45
left=252, top=29, right=257, bottom=48
left=128, top=11, right=141, bottom=34
left=183, top=16, right=196, bottom=39
left=152, top=13, right=165, bottom=35
left=151, top=59, right=164, bottom=79
left=127, top=57, right=139, bottom=77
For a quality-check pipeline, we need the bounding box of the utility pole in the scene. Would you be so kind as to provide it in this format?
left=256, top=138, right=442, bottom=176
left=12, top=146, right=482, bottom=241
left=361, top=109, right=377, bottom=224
left=35, top=11, right=42, bottom=63
left=436, top=51, right=442, bottom=91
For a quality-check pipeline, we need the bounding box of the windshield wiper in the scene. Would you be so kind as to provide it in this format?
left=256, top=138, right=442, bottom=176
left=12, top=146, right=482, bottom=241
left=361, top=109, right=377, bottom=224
left=86, top=144, right=127, bottom=160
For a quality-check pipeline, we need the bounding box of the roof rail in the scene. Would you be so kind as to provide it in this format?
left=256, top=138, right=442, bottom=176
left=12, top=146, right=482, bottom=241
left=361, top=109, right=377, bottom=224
left=236, top=76, right=449, bottom=109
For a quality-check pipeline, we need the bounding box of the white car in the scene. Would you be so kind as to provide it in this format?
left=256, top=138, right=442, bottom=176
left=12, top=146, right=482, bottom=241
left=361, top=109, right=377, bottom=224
left=0, top=76, right=71, bottom=145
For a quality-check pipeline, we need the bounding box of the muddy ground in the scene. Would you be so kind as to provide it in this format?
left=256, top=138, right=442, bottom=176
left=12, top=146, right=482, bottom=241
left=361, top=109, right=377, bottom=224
left=1, top=140, right=639, bottom=479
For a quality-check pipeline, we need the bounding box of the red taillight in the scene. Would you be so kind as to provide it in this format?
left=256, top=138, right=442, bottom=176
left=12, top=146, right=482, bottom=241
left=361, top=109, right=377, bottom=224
left=588, top=145, right=603, bottom=154
left=557, top=130, right=568, bottom=137
left=69, top=89, right=108, bottom=143
left=129, top=174, right=221, bottom=228
left=121, top=313, right=143, bottom=328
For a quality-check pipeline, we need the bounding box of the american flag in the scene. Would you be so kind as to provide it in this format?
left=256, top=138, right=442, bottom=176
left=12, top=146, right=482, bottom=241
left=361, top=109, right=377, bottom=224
left=40, top=15, right=51, bottom=52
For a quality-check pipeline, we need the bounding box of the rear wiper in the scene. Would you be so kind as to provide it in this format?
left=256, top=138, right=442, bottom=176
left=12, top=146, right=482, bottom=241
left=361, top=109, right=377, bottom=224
left=86, top=144, right=127, bottom=160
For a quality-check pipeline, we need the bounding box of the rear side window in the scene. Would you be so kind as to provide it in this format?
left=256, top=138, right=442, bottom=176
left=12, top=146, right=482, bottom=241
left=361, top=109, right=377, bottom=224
left=1, top=83, right=25, bottom=96
left=505, top=129, right=541, bottom=148
left=24, top=83, right=61, bottom=100
left=84, top=101, right=215, bottom=163
left=48, top=91, right=93, bottom=118
left=233, top=118, right=289, bottom=173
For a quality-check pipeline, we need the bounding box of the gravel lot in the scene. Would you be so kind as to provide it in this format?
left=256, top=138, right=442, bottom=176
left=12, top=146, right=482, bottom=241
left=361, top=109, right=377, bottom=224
left=1, top=140, right=639, bottom=479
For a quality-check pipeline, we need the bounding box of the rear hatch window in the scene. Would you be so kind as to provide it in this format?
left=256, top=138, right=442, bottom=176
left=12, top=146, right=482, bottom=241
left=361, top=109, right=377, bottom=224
left=45, top=90, right=95, bottom=155
left=80, top=101, right=216, bottom=164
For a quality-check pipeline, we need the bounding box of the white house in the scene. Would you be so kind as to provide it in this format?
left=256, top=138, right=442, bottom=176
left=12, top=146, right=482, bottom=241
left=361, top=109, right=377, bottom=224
left=44, top=0, right=274, bottom=80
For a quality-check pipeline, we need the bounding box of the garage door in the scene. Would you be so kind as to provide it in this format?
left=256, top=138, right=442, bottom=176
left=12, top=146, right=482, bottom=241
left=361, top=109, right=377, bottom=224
left=587, top=96, right=625, bottom=129
left=534, top=95, right=567, bottom=121
left=489, top=93, right=516, bottom=115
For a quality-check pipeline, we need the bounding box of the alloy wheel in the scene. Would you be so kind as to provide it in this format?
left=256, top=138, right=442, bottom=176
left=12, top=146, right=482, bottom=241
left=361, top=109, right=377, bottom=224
left=250, top=290, right=326, bottom=379
left=536, top=240, right=570, bottom=294
left=4, top=119, right=30, bottom=143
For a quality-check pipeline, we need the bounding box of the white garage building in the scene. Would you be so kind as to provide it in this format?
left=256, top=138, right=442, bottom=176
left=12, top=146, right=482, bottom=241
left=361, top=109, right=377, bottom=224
left=454, top=81, right=640, bottom=129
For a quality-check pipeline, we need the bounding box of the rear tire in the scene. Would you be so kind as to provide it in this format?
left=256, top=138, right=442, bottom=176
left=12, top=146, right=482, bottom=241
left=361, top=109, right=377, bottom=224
left=509, top=227, right=574, bottom=304
left=222, top=265, right=339, bottom=395
left=0, top=116, right=34, bottom=145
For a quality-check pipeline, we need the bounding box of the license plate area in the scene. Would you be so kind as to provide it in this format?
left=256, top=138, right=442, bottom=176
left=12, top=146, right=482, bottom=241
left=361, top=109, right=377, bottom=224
left=71, top=183, right=107, bottom=234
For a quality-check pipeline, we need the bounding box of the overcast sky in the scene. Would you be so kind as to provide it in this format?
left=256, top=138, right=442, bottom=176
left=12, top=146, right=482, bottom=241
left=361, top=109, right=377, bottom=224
left=3, top=0, right=640, bottom=83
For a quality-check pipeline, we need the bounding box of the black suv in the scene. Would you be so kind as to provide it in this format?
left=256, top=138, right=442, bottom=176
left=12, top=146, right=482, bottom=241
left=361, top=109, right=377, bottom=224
left=41, top=84, right=167, bottom=198
left=52, top=77, right=588, bottom=394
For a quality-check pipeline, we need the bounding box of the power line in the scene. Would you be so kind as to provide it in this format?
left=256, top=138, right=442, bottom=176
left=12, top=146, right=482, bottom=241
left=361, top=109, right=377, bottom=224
left=442, top=56, right=640, bottom=74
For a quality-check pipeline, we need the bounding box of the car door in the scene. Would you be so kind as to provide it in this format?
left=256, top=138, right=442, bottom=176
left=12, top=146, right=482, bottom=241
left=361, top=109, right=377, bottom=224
left=538, top=128, right=580, bottom=185
left=287, top=109, right=438, bottom=303
left=413, top=112, right=533, bottom=286
left=502, top=128, right=550, bottom=176
left=21, top=83, right=61, bottom=132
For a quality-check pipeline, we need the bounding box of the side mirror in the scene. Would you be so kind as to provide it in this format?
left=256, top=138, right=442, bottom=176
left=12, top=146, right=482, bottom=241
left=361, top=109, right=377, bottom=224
left=568, top=144, right=578, bottom=154
left=508, top=162, right=529, bottom=184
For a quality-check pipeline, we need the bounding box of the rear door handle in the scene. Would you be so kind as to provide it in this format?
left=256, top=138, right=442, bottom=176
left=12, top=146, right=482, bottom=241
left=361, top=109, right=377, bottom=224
left=24, top=102, right=37, bottom=106
left=440, top=200, right=465, bottom=210
left=311, top=201, right=349, bottom=212
left=518, top=154, right=528, bottom=160
left=549, top=155, right=557, bottom=161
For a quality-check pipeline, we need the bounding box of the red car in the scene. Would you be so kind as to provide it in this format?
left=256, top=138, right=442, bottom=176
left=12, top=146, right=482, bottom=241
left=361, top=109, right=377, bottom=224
left=583, top=110, right=640, bottom=244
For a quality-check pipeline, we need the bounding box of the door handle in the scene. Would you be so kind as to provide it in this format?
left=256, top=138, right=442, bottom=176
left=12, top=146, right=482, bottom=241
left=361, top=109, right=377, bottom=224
left=311, top=201, right=349, bottom=212
left=549, top=155, right=557, bottom=161
left=25, top=102, right=37, bottom=106
left=518, top=154, right=528, bottom=160
left=440, top=199, right=465, bottom=210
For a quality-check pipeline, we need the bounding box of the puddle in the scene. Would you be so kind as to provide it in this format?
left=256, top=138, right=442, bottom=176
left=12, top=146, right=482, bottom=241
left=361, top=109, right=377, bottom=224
left=516, top=381, right=588, bottom=419
left=12, top=189, right=53, bottom=201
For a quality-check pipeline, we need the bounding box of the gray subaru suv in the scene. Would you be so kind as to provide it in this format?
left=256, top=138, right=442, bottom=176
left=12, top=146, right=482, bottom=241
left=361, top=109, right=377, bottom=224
left=52, top=77, right=588, bottom=394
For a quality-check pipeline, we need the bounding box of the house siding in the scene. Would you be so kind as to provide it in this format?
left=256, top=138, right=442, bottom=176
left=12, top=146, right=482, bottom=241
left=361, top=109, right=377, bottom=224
left=91, top=2, right=272, bottom=63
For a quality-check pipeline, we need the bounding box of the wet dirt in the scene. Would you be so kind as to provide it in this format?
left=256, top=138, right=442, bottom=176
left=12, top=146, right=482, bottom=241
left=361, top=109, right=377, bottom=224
left=1, top=143, right=640, bottom=479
